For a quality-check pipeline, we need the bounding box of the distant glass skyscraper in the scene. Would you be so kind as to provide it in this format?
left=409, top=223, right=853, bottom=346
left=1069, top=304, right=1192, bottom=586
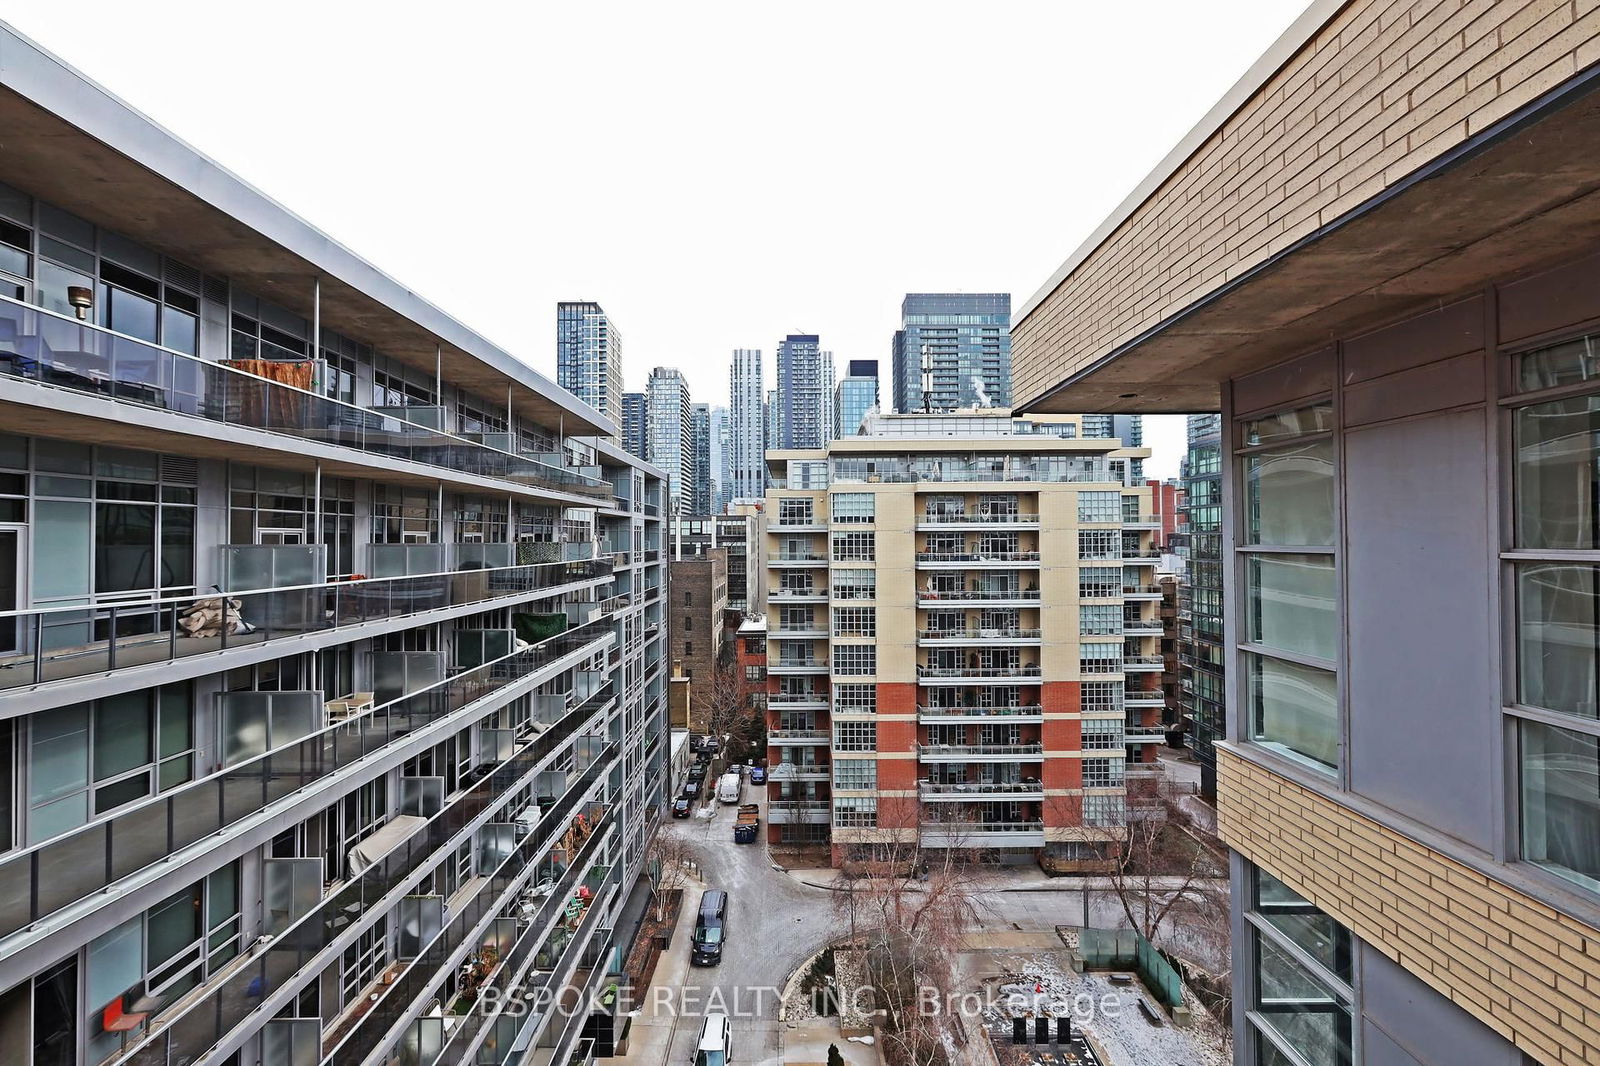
left=690, top=402, right=712, bottom=515
left=709, top=404, right=730, bottom=511
left=556, top=301, right=624, bottom=427
left=646, top=367, right=692, bottom=509
left=891, top=293, right=1010, bottom=413
left=834, top=358, right=879, bottom=438
left=729, top=349, right=765, bottom=502
left=1082, top=413, right=1146, bottom=480
left=775, top=334, right=833, bottom=449
left=621, top=392, right=648, bottom=459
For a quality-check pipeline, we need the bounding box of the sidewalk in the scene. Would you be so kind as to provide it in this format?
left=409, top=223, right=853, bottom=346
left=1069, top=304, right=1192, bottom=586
left=785, top=865, right=1225, bottom=894
left=612, top=880, right=700, bottom=1065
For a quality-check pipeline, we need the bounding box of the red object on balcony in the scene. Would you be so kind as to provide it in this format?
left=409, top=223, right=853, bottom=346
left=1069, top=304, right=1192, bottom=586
left=102, top=997, right=147, bottom=1033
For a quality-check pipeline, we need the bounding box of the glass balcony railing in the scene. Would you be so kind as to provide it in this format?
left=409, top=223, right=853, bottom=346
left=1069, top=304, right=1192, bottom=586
left=0, top=296, right=610, bottom=499
left=0, top=558, right=611, bottom=692
left=430, top=829, right=616, bottom=1066
left=122, top=715, right=618, bottom=1066
left=0, top=619, right=615, bottom=944
left=330, top=810, right=617, bottom=1066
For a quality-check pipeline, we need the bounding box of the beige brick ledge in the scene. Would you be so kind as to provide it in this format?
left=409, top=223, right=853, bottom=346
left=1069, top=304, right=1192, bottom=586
left=1218, top=746, right=1600, bottom=1066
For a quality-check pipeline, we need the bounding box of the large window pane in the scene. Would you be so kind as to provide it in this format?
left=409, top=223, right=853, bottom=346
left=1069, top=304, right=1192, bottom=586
left=94, top=692, right=151, bottom=780
left=97, top=501, right=157, bottom=592
left=1247, top=553, right=1337, bottom=661
left=1515, top=394, right=1600, bottom=550
left=1247, top=652, right=1338, bottom=772
left=33, top=500, right=91, bottom=599
left=1517, top=563, right=1599, bottom=719
left=1521, top=719, right=1600, bottom=893
left=1244, top=440, right=1334, bottom=546
left=1253, top=935, right=1352, bottom=1066
left=1255, top=869, right=1351, bottom=981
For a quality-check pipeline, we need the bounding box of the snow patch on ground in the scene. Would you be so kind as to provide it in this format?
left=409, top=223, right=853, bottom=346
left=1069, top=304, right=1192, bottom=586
left=984, top=954, right=1227, bottom=1066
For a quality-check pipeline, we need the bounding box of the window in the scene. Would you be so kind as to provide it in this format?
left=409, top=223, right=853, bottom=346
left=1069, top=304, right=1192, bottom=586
left=1238, top=402, right=1337, bottom=774
left=778, top=498, right=814, bottom=525
left=25, top=684, right=194, bottom=844
left=1246, top=866, right=1353, bottom=1066
left=684, top=591, right=692, bottom=605
left=1082, top=718, right=1123, bottom=750
left=1077, top=491, right=1119, bottom=523
left=1079, top=604, right=1121, bottom=636
left=1078, top=566, right=1121, bottom=598
left=833, top=684, right=876, bottom=715
left=745, top=665, right=765, bottom=682
left=830, top=492, right=874, bottom=523
left=833, top=721, right=877, bottom=752
left=833, top=646, right=876, bottom=676
left=833, top=760, right=877, bottom=790
left=683, top=615, right=693, bottom=633
left=684, top=642, right=693, bottom=656
left=1082, top=757, right=1123, bottom=787
left=1081, top=633, right=1120, bottom=669
left=1078, top=529, right=1119, bottom=560
left=832, top=607, right=876, bottom=637
left=833, top=797, right=877, bottom=827
left=832, top=531, right=875, bottom=561
left=1081, top=682, right=1123, bottom=715
left=833, top=568, right=875, bottom=599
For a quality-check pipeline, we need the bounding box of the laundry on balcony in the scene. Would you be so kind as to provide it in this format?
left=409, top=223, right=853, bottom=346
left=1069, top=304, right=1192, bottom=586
left=177, top=596, right=258, bottom=638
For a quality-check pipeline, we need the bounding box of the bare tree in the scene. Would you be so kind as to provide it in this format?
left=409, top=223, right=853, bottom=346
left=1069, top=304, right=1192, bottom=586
left=831, top=820, right=982, bottom=1066
left=1105, top=778, right=1227, bottom=946
left=701, top=666, right=762, bottom=761
left=644, top=831, right=694, bottom=923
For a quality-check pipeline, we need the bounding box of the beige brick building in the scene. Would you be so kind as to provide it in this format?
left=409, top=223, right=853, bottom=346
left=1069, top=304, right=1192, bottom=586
left=1011, top=2, right=1600, bottom=1064
left=759, top=411, right=1154, bottom=867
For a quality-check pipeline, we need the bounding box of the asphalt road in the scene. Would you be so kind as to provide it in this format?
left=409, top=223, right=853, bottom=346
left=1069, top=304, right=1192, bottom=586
left=656, top=787, right=839, bottom=1066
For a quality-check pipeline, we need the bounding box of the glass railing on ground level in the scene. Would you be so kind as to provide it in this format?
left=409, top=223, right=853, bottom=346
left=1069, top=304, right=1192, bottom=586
left=0, top=558, right=611, bottom=691
left=122, top=730, right=618, bottom=1066
left=0, top=621, right=615, bottom=944
left=0, top=295, right=610, bottom=500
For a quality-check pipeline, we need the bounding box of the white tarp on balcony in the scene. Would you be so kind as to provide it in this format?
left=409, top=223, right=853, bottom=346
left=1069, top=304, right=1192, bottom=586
left=347, top=814, right=428, bottom=875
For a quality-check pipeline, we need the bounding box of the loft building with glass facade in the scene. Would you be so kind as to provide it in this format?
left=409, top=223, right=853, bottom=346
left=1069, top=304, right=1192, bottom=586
left=0, top=26, right=670, bottom=1066
left=1013, top=3, right=1600, bottom=1064
left=555, top=302, right=624, bottom=433
left=760, top=410, right=1156, bottom=866
left=834, top=359, right=879, bottom=439
left=1180, top=412, right=1223, bottom=800
left=891, top=293, right=1011, bottom=414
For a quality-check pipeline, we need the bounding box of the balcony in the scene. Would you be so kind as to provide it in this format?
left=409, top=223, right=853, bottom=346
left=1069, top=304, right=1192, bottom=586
left=915, top=551, right=1041, bottom=568
left=0, top=620, right=616, bottom=945
left=0, top=296, right=612, bottom=502
left=917, top=512, right=1041, bottom=530
left=1122, top=656, right=1165, bottom=672
left=770, top=553, right=829, bottom=568
left=768, top=762, right=831, bottom=781
left=1122, top=550, right=1162, bottom=564
left=1122, top=514, right=1163, bottom=528
left=1124, top=725, right=1168, bottom=744
left=915, top=588, right=1040, bottom=607
left=767, top=694, right=828, bottom=711
left=771, top=517, right=826, bottom=532
left=918, top=704, right=1045, bottom=724
left=1123, top=584, right=1164, bottom=599
left=770, top=587, right=828, bottom=603
left=1122, top=619, right=1163, bottom=635
left=918, top=779, right=1044, bottom=801
left=1123, top=689, right=1166, bottom=707
left=917, top=628, right=1041, bottom=646
left=0, top=557, right=612, bottom=696
left=767, top=800, right=831, bottom=824
left=771, top=624, right=829, bottom=639
left=768, top=729, right=829, bottom=746
left=917, top=742, right=1043, bottom=762
left=117, top=723, right=617, bottom=1066
left=769, top=657, right=829, bottom=675
left=919, top=820, right=1045, bottom=847
left=917, top=665, right=1041, bottom=684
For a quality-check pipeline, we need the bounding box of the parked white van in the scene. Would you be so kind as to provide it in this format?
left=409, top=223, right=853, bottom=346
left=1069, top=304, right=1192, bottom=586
left=694, top=1012, right=732, bottom=1065
left=715, top=771, right=742, bottom=804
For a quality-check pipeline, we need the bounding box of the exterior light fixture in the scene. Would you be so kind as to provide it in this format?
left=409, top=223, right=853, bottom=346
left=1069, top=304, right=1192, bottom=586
left=67, top=286, right=93, bottom=320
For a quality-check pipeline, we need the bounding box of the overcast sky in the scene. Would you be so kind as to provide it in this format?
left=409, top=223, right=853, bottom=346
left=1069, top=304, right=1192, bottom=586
left=9, top=1, right=1306, bottom=479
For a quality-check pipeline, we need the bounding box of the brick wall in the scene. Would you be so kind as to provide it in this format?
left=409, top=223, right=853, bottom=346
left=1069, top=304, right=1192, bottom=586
left=1218, top=746, right=1600, bottom=1066
left=1014, top=0, right=1600, bottom=405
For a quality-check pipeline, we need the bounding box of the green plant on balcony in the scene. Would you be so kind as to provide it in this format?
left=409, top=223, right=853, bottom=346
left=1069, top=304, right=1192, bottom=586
left=515, top=612, right=567, bottom=644
left=455, top=944, right=500, bottom=1003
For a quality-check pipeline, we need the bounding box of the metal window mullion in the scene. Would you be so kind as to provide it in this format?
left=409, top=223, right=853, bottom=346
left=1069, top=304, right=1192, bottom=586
left=1502, top=702, right=1600, bottom=738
